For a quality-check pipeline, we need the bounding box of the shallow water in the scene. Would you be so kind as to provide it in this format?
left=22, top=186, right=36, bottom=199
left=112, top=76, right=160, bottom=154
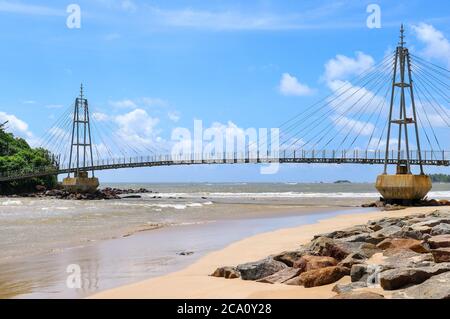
left=0, top=182, right=449, bottom=298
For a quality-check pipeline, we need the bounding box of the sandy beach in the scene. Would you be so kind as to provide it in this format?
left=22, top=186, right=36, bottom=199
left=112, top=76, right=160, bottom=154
left=92, top=206, right=439, bottom=299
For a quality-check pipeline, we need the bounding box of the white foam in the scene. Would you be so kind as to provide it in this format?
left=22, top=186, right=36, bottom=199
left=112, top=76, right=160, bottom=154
left=1, top=200, right=22, bottom=206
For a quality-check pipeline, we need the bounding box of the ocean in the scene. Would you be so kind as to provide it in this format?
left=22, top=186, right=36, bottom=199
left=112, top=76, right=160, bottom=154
left=1, top=182, right=449, bottom=298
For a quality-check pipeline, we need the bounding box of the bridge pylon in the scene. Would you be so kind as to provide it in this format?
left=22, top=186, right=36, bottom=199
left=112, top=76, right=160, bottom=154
left=62, top=84, right=99, bottom=193
left=375, top=25, right=432, bottom=202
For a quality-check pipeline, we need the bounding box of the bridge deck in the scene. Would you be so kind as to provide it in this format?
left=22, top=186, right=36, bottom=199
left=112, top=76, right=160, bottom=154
left=1, top=151, right=449, bottom=182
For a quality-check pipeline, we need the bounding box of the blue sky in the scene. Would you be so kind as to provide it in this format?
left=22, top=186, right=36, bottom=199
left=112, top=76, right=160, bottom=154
left=1, top=0, right=450, bottom=183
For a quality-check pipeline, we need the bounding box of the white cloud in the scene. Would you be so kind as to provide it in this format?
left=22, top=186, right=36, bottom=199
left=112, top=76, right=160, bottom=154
left=168, top=111, right=180, bottom=122
left=146, top=3, right=358, bottom=31
left=115, top=108, right=160, bottom=147
left=0, top=111, right=34, bottom=141
left=0, top=1, right=63, bottom=16
left=412, top=23, right=450, bottom=67
left=323, top=51, right=375, bottom=83
left=121, top=0, right=136, bottom=12
left=22, top=100, right=36, bottom=105
left=92, top=112, right=110, bottom=122
left=332, top=115, right=374, bottom=136
left=109, top=97, right=168, bottom=109
left=279, top=73, right=315, bottom=96
left=327, top=79, right=386, bottom=114
left=109, top=99, right=138, bottom=109
left=46, top=104, right=64, bottom=109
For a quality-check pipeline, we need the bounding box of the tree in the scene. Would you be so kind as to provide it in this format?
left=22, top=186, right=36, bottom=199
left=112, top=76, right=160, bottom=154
left=0, top=128, right=57, bottom=194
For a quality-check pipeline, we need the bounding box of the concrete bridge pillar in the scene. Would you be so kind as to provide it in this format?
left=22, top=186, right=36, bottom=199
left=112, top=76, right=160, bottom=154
left=62, top=171, right=99, bottom=193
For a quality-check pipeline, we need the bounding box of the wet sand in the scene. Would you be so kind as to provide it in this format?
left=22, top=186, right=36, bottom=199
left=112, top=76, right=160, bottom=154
left=92, top=206, right=437, bottom=299
left=0, top=205, right=352, bottom=299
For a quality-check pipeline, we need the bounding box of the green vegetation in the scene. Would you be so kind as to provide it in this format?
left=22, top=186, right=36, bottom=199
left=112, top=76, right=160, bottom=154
left=429, top=174, right=450, bottom=183
left=0, top=125, right=57, bottom=194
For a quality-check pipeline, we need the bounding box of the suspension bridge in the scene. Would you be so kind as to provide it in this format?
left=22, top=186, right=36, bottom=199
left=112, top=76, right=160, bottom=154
left=1, top=26, right=449, bottom=200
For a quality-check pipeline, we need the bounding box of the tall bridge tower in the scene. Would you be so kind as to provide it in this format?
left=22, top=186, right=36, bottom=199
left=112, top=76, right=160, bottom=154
left=375, top=25, right=432, bottom=202
left=62, top=84, right=99, bottom=193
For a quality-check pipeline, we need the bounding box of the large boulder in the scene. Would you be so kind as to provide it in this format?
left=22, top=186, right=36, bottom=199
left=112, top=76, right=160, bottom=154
left=306, top=237, right=358, bottom=261
left=338, top=252, right=366, bottom=268
left=272, top=249, right=306, bottom=267
left=332, top=281, right=367, bottom=294
left=376, top=238, right=428, bottom=254
left=381, top=250, right=434, bottom=269
left=331, top=291, right=384, bottom=299
left=431, top=223, right=450, bottom=236
left=314, top=225, right=372, bottom=240
left=369, top=225, right=403, bottom=241
left=256, top=267, right=302, bottom=284
left=350, top=264, right=381, bottom=283
left=431, top=247, right=450, bottom=263
left=237, top=258, right=287, bottom=281
left=297, top=266, right=350, bottom=288
left=427, top=234, right=450, bottom=249
left=210, top=266, right=240, bottom=279
left=379, top=263, right=450, bottom=290
left=293, top=255, right=338, bottom=272
left=393, top=272, right=450, bottom=299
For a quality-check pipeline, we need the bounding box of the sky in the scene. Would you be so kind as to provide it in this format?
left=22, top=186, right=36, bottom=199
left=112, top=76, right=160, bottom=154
left=0, top=0, right=450, bottom=183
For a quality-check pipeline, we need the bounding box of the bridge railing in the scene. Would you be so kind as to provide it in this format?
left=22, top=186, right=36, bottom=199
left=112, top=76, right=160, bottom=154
left=2, top=149, right=450, bottom=181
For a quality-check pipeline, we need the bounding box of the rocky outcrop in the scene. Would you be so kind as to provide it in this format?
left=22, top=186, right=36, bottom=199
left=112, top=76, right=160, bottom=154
left=431, top=248, right=450, bottom=263
left=22, top=187, right=154, bottom=200
left=379, top=263, right=450, bottom=290
left=393, top=272, right=450, bottom=299
left=331, top=291, right=385, bottom=299
left=293, top=255, right=338, bottom=272
left=211, top=266, right=240, bottom=279
left=297, top=266, right=350, bottom=288
left=376, top=238, right=428, bottom=253
left=256, top=268, right=302, bottom=284
left=273, top=249, right=307, bottom=267
left=237, top=258, right=287, bottom=281
left=212, top=209, right=450, bottom=299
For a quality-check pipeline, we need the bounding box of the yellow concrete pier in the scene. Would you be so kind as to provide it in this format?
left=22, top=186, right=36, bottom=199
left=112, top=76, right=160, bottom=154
left=375, top=173, right=432, bottom=201
left=62, top=171, right=99, bottom=193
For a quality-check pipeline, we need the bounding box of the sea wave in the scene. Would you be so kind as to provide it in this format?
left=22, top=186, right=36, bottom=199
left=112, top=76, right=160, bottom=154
left=142, top=191, right=450, bottom=199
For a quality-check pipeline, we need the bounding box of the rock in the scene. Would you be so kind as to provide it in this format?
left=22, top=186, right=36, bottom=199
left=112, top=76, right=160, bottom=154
left=272, top=249, right=307, bottom=267
left=369, top=225, right=403, bottom=240
left=381, top=250, right=434, bottom=269
left=293, top=255, right=338, bottom=272
left=306, top=237, right=357, bottom=261
left=256, top=267, right=302, bottom=284
left=313, top=225, right=372, bottom=240
left=121, top=195, right=142, bottom=199
left=356, top=243, right=382, bottom=258
left=431, top=224, right=450, bottom=236
left=350, top=264, right=377, bottom=282
left=211, top=266, right=240, bottom=279
left=338, top=252, right=366, bottom=268
left=339, top=233, right=382, bottom=245
left=413, top=218, right=450, bottom=228
left=376, top=238, right=428, bottom=254
left=379, top=263, right=450, bottom=290
left=237, top=258, right=287, bottom=281
left=178, top=251, right=194, bottom=256
left=298, top=266, right=350, bottom=288
left=332, top=281, right=367, bottom=294
left=393, top=272, right=450, bottom=299
left=331, top=291, right=384, bottom=299
left=397, top=226, right=426, bottom=240
left=431, top=247, right=450, bottom=263
left=35, top=185, right=46, bottom=192
left=427, top=234, right=450, bottom=249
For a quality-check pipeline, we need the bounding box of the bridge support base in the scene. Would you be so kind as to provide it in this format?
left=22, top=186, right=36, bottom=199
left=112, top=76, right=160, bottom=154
left=375, top=174, right=432, bottom=201
left=62, top=171, right=99, bottom=193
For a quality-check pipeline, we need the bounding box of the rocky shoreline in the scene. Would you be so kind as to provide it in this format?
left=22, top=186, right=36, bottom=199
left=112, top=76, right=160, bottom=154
left=362, top=198, right=450, bottom=211
left=4, top=187, right=154, bottom=200
left=211, top=209, right=450, bottom=299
